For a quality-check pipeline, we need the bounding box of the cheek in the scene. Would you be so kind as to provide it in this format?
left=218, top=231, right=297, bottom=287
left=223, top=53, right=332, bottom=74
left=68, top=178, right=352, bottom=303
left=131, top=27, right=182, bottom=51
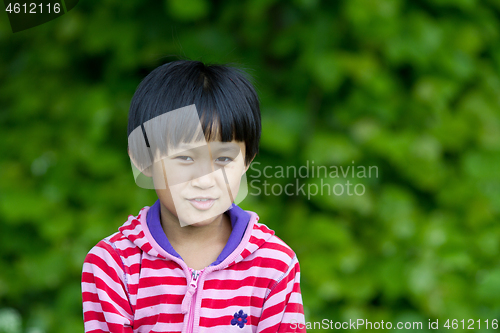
left=152, top=160, right=190, bottom=189
left=221, top=164, right=245, bottom=188
left=151, top=161, right=168, bottom=189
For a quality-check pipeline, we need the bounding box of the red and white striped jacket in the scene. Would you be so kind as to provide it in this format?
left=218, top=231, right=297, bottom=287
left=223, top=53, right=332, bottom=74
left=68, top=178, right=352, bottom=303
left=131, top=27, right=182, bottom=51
left=81, top=205, right=306, bottom=333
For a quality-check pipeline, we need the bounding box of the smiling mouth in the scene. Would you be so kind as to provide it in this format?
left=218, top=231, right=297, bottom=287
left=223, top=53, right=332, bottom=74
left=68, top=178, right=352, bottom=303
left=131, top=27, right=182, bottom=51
left=187, top=198, right=217, bottom=210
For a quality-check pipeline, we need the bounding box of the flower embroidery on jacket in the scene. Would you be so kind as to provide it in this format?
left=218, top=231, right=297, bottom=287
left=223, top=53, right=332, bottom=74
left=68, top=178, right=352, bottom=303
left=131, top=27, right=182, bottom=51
left=231, top=309, right=248, bottom=328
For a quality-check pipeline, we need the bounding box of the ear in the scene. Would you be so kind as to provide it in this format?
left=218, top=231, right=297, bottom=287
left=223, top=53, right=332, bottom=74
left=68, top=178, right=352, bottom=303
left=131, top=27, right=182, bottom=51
left=128, top=147, right=153, bottom=177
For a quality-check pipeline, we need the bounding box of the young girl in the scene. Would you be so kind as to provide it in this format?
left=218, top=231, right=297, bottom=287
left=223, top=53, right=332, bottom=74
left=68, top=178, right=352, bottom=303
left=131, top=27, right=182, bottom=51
left=82, top=60, right=306, bottom=332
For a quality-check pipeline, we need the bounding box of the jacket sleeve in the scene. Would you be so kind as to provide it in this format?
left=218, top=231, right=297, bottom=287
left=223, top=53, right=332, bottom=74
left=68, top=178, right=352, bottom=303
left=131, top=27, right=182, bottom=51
left=81, top=239, right=134, bottom=333
left=256, top=255, right=306, bottom=333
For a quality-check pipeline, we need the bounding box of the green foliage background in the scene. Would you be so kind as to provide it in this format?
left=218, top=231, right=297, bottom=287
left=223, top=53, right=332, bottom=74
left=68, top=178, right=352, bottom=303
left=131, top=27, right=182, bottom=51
left=1, top=0, right=500, bottom=332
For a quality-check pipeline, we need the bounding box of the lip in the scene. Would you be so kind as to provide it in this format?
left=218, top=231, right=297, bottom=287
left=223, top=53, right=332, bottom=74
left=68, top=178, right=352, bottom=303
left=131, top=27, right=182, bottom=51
left=187, top=197, right=217, bottom=211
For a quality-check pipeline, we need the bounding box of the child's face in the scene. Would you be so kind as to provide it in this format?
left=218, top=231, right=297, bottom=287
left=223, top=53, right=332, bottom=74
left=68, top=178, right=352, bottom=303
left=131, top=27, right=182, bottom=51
left=151, top=138, right=248, bottom=227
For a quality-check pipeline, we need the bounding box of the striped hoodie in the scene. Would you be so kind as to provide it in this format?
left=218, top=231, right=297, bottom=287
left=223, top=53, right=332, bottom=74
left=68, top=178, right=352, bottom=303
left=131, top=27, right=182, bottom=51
left=81, top=203, right=306, bottom=333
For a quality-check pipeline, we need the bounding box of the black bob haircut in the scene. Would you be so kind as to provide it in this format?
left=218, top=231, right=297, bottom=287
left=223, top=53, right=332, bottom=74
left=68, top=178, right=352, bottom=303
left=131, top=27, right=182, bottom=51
left=127, top=60, right=261, bottom=167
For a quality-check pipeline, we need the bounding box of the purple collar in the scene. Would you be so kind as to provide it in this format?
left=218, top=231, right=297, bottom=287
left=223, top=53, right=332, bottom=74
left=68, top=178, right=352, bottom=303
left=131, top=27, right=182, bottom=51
left=146, top=200, right=250, bottom=266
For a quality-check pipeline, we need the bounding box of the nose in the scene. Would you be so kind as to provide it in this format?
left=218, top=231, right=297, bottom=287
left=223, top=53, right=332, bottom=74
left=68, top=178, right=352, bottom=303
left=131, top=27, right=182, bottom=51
left=191, top=170, right=216, bottom=189
left=190, top=160, right=216, bottom=189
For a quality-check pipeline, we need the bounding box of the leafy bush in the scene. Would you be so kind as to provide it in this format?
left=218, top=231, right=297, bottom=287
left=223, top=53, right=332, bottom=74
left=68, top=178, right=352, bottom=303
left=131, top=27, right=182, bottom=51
left=1, top=0, right=499, bottom=331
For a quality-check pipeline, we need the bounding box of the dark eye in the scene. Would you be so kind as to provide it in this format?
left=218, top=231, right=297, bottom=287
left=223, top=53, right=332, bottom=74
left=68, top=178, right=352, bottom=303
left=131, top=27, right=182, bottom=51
left=176, top=156, right=193, bottom=162
left=216, top=157, right=233, bottom=163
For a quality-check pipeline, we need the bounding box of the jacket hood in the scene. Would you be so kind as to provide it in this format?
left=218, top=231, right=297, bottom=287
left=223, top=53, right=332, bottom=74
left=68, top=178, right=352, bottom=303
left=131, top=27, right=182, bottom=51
left=118, top=204, right=275, bottom=270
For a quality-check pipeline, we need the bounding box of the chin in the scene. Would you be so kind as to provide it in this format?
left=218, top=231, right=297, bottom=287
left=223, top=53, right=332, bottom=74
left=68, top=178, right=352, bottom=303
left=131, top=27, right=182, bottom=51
left=177, top=206, right=219, bottom=226
left=179, top=214, right=219, bottom=227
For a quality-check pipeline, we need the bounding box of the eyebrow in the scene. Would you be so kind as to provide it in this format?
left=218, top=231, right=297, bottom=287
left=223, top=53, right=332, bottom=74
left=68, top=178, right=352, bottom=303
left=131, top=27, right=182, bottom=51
left=177, top=143, right=198, bottom=150
left=175, top=142, right=240, bottom=151
left=211, top=146, right=240, bottom=154
left=170, top=143, right=240, bottom=156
